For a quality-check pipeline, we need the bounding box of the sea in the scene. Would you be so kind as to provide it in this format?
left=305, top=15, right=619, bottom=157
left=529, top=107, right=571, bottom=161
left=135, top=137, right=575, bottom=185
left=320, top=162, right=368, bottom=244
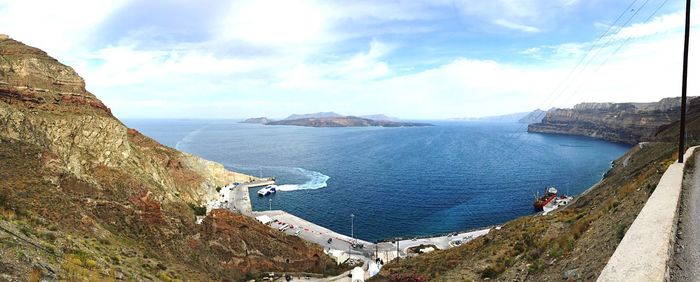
left=123, top=119, right=631, bottom=242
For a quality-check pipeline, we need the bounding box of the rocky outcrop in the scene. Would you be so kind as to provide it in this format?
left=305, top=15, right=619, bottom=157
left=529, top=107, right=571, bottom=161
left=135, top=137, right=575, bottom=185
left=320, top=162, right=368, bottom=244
left=0, top=35, right=338, bottom=280
left=528, top=98, right=684, bottom=144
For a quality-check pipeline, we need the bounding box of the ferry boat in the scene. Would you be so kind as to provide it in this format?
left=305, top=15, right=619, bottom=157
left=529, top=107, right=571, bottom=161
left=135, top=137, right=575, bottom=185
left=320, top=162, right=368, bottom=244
left=257, top=185, right=277, bottom=196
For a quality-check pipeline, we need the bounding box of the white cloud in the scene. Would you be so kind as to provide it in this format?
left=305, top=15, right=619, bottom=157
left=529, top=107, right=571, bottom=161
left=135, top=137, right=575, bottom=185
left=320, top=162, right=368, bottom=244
left=493, top=19, right=541, bottom=33
left=0, top=0, right=695, bottom=119
left=454, top=0, right=579, bottom=32
left=611, top=8, right=691, bottom=40
left=520, top=47, right=541, bottom=55
left=219, top=0, right=327, bottom=46
left=0, top=0, right=129, bottom=58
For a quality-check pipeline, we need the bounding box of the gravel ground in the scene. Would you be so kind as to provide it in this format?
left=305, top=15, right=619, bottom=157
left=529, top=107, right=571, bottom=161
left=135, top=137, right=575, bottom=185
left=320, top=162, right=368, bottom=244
left=671, top=158, right=700, bottom=282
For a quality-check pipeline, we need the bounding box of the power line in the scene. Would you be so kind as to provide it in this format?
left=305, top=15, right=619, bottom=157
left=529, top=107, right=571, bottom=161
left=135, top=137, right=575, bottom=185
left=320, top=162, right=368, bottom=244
left=558, top=0, right=672, bottom=107
left=500, top=0, right=662, bottom=178
left=533, top=0, right=643, bottom=111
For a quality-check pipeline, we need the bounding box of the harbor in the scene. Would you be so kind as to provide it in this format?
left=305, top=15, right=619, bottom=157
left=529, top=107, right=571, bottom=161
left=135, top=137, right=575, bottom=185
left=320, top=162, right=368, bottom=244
left=207, top=178, right=492, bottom=280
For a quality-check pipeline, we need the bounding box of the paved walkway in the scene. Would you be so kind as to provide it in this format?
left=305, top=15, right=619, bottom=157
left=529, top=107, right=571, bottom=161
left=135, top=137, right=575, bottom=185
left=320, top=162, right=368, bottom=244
left=255, top=211, right=374, bottom=260
left=671, top=157, right=700, bottom=281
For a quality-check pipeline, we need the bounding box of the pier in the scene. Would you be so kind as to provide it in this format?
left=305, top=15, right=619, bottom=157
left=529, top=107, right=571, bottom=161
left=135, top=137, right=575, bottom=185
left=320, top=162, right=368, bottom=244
left=213, top=177, right=492, bottom=279
left=230, top=178, right=275, bottom=215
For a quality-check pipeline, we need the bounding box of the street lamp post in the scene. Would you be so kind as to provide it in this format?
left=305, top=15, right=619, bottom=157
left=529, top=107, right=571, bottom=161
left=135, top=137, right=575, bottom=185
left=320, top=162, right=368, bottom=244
left=350, top=214, right=355, bottom=243
left=395, top=237, right=401, bottom=261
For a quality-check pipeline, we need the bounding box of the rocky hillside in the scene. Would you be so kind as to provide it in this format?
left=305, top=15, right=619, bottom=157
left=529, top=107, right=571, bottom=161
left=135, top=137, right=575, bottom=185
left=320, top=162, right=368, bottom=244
left=0, top=35, right=340, bottom=280
left=528, top=98, right=683, bottom=144
left=376, top=141, right=678, bottom=281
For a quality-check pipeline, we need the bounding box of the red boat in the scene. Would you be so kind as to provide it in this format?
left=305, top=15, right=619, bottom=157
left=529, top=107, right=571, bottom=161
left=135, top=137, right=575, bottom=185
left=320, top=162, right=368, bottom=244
left=534, top=187, right=558, bottom=211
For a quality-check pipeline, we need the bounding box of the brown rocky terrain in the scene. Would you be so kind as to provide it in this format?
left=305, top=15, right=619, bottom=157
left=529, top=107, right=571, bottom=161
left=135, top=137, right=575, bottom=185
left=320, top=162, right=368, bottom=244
left=528, top=98, right=684, bottom=144
left=0, top=35, right=341, bottom=280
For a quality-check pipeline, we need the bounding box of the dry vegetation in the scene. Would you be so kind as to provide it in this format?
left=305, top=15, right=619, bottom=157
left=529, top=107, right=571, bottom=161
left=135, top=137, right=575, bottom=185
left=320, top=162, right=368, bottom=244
left=0, top=136, right=345, bottom=281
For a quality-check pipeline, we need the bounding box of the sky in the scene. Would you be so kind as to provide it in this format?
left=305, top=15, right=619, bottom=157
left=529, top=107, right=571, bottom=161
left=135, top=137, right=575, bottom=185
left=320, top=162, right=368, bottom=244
left=0, top=0, right=697, bottom=119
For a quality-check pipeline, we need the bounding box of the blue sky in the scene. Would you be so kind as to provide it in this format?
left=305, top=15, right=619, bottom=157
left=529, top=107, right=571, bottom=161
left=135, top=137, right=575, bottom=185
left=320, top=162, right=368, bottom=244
left=0, top=0, right=696, bottom=119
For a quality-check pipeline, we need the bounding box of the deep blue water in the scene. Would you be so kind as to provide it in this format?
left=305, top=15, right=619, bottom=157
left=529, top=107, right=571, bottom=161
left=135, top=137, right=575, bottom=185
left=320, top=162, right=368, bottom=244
left=123, top=120, right=631, bottom=242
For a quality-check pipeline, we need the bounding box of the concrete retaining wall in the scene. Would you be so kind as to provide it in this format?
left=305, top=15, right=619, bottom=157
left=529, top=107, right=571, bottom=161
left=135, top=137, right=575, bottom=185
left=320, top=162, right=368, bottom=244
left=597, top=146, right=698, bottom=281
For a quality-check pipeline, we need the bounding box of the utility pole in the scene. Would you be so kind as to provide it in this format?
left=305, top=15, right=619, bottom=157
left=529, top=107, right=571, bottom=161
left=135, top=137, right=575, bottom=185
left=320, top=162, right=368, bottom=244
left=679, top=0, right=692, bottom=163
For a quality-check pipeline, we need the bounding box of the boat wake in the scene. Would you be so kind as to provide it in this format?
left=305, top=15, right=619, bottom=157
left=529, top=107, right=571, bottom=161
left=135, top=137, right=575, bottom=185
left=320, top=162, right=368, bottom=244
left=175, top=126, right=207, bottom=151
left=224, top=163, right=331, bottom=192
left=276, top=167, right=330, bottom=191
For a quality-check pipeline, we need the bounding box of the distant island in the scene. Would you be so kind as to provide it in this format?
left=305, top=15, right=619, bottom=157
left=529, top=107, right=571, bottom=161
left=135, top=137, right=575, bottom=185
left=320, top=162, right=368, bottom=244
left=240, top=117, right=275, bottom=124
left=245, top=112, right=431, bottom=127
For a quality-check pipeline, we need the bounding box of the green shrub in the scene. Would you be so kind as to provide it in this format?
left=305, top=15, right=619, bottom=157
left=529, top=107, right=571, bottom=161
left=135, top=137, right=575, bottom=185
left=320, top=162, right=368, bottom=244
left=187, top=203, right=206, bottom=216
left=616, top=223, right=627, bottom=242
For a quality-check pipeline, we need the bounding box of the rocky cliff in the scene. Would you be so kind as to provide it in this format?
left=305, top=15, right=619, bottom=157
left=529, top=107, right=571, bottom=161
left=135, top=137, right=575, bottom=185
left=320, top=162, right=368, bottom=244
left=528, top=98, right=683, bottom=144
left=0, top=35, right=339, bottom=281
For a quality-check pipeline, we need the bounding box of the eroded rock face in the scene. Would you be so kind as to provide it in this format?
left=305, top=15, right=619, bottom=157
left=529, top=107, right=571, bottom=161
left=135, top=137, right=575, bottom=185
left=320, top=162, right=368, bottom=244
left=528, top=98, right=684, bottom=144
left=0, top=35, right=335, bottom=280
left=0, top=106, right=130, bottom=175
left=0, top=36, right=248, bottom=200
left=0, top=36, right=110, bottom=114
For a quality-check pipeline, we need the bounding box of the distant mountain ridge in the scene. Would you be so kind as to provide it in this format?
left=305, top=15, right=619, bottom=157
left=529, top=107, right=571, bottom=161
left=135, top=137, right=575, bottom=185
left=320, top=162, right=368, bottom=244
left=518, top=109, right=546, bottom=124
left=267, top=116, right=431, bottom=127
left=284, top=112, right=344, bottom=120
left=357, top=114, right=398, bottom=121
left=242, top=112, right=416, bottom=127
left=453, top=110, right=540, bottom=123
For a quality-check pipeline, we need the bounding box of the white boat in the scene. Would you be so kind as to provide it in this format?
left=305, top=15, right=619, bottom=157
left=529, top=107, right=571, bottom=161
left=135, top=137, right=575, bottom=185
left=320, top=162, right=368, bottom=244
left=257, top=185, right=277, bottom=196
left=542, top=195, right=574, bottom=215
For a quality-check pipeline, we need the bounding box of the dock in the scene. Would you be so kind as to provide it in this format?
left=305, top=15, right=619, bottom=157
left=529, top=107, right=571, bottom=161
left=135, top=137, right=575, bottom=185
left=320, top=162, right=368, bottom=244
left=234, top=178, right=275, bottom=215
left=252, top=209, right=491, bottom=264
left=211, top=177, right=492, bottom=278
left=208, top=178, right=275, bottom=216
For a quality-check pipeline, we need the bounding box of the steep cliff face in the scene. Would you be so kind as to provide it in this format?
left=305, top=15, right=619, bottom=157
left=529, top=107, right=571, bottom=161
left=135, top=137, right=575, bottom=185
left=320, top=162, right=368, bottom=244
left=0, top=35, right=338, bottom=281
left=528, top=98, right=683, bottom=144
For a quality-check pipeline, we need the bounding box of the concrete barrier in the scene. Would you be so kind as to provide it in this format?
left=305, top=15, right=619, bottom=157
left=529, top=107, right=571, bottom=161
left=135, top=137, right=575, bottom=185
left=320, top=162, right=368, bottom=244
left=597, top=146, right=698, bottom=282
